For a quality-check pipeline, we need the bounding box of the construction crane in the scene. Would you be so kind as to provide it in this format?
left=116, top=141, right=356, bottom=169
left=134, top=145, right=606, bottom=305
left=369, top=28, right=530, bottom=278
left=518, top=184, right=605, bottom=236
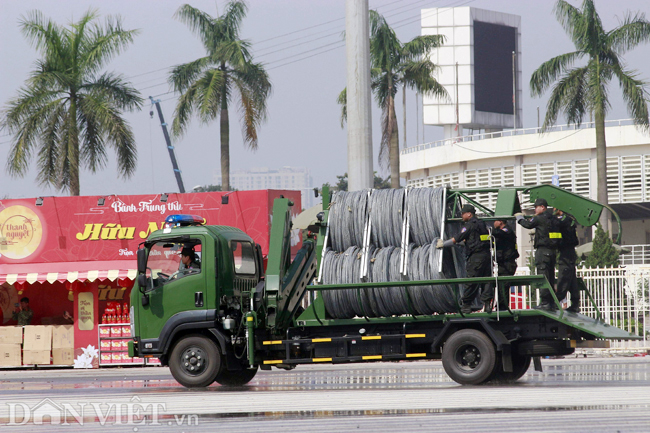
left=149, top=96, right=186, bottom=193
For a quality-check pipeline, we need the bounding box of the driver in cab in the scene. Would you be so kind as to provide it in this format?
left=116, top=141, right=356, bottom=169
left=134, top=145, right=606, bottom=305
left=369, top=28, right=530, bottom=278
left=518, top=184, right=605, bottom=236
left=180, top=247, right=200, bottom=274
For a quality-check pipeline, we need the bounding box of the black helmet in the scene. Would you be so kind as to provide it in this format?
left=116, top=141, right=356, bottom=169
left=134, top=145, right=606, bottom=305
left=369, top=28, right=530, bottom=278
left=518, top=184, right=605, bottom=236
left=534, top=198, right=548, bottom=207
left=460, top=204, right=476, bottom=214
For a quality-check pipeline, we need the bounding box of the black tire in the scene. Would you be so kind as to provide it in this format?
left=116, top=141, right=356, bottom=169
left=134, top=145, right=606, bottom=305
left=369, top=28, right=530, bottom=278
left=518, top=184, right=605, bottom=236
left=169, top=335, right=222, bottom=388
left=442, top=329, right=497, bottom=385
left=215, top=366, right=258, bottom=387
left=489, top=352, right=531, bottom=383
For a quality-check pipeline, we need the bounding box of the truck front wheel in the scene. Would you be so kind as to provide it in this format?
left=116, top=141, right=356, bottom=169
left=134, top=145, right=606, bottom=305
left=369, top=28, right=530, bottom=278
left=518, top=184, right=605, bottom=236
left=442, top=329, right=496, bottom=385
left=215, top=366, right=258, bottom=387
left=169, top=335, right=222, bottom=388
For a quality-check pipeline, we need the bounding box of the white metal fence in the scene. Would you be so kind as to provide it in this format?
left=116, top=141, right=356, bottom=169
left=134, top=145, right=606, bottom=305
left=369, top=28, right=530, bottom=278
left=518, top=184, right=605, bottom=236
left=517, top=266, right=650, bottom=350
left=401, top=118, right=636, bottom=154
left=620, top=245, right=650, bottom=266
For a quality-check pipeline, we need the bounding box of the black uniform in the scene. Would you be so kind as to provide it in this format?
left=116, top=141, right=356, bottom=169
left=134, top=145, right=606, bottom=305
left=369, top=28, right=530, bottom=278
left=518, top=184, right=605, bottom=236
left=490, top=225, right=519, bottom=308
left=518, top=209, right=560, bottom=306
left=493, top=225, right=519, bottom=276
left=556, top=214, right=580, bottom=309
left=455, top=216, right=491, bottom=307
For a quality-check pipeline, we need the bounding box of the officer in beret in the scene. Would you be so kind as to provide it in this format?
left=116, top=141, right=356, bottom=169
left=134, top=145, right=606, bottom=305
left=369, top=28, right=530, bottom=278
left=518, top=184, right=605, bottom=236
left=437, top=204, right=491, bottom=314
left=515, top=198, right=561, bottom=311
left=180, top=247, right=201, bottom=273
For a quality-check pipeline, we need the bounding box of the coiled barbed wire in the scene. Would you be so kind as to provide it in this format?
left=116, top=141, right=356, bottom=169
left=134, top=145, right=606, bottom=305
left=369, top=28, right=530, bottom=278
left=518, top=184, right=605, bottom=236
left=329, top=190, right=369, bottom=251
left=408, top=187, right=446, bottom=246
left=321, top=187, right=471, bottom=319
left=369, top=189, right=404, bottom=248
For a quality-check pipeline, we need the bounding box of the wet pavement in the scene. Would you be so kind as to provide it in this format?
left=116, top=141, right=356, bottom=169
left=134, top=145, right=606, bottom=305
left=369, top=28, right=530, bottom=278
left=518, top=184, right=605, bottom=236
left=0, top=356, right=649, bottom=432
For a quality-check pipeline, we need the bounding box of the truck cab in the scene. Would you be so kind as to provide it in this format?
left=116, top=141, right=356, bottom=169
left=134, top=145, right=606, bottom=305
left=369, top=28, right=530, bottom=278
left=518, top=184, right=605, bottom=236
left=130, top=215, right=262, bottom=387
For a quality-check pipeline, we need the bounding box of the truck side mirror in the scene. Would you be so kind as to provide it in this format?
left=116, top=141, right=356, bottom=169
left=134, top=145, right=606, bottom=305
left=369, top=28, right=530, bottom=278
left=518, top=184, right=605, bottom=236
left=138, top=274, right=147, bottom=291
left=137, top=248, right=147, bottom=275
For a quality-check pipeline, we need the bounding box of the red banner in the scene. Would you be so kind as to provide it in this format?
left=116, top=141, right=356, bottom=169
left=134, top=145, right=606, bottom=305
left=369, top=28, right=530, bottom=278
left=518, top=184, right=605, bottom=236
left=0, top=190, right=301, bottom=266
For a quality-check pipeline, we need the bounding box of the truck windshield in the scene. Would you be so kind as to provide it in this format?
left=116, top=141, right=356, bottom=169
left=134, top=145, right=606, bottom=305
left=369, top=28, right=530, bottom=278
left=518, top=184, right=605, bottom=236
left=146, top=241, right=202, bottom=285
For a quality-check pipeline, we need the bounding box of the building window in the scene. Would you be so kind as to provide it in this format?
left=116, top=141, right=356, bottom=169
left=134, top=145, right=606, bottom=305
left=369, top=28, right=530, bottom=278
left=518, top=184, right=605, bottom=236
left=464, top=166, right=515, bottom=210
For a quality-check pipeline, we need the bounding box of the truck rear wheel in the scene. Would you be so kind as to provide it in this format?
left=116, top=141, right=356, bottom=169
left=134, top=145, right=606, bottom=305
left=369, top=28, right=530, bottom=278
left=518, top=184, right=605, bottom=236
left=442, top=329, right=496, bottom=385
left=169, top=335, right=222, bottom=388
left=215, top=366, right=258, bottom=387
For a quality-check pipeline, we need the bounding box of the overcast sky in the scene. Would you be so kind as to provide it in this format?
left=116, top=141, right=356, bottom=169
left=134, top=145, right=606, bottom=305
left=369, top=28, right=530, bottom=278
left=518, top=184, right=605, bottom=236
left=1, top=0, right=649, bottom=199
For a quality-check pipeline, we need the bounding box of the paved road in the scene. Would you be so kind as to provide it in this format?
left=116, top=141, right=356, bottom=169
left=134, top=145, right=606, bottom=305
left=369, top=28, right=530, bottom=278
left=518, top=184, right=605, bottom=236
left=1, top=357, right=649, bottom=432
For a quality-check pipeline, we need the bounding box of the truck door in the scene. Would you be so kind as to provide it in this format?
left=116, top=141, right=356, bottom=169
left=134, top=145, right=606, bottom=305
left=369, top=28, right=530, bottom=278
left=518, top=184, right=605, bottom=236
left=138, top=236, right=208, bottom=347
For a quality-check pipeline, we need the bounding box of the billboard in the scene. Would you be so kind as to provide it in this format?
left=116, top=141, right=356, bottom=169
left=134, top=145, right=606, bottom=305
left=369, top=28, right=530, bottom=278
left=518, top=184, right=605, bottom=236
left=421, top=7, right=522, bottom=133
left=0, top=190, right=301, bottom=266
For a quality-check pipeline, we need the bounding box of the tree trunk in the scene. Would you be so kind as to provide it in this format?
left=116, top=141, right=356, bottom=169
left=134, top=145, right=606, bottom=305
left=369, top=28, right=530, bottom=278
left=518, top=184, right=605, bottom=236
left=595, top=108, right=610, bottom=231
left=389, top=98, right=400, bottom=189
left=68, top=94, right=80, bottom=196
left=220, top=96, right=230, bottom=192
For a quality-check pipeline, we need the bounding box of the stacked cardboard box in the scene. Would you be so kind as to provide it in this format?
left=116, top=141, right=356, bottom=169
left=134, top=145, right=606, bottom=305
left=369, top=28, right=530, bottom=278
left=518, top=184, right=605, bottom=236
left=0, top=327, right=23, bottom=367
left=52, top=325, right=74, bottom=365
left=23, top=326, right=52, bottom=365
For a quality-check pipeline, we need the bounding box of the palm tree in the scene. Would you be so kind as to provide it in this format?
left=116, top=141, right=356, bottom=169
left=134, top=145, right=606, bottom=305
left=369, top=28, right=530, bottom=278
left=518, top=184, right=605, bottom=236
left=169, top=1, right=271, bottom=192
left=1, top=10, right=142, bottom=196
left=531, top=0, right=650, bottom=220
left=338, top=10, right=448, bottom=189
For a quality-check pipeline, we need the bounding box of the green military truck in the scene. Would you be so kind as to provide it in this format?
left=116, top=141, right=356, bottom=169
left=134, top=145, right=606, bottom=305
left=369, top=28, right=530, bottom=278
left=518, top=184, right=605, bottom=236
left=129, top=185, right=638, bottom=388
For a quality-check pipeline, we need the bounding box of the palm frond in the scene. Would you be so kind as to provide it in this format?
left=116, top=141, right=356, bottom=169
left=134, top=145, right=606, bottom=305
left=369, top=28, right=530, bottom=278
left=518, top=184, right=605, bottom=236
left=77, top=96, right=108, bottom=172
left=171, top=81, right=201, bottom=138
left=401, top=59, right=449, bottom=101
left=211, top=39, right=252, bottom=67
left=612, top=65, right=650, bottom=130
left=337, top=88, right=347, bottom=128
left=231, top=61, right=270, bottom=149
left=82, top=71, right=142, bottom=110
left=401, top=34, right=445, bottom=62
left=19, top=10, right=65, bottom=55
left=174, top=4, right=215, bottom=46
left=222, top=0, right=247, bottom=40
left=543, top=66, right=589, bottom=130
left=169, top=56, right=212, bottom=93
left=78, top=93, right=137, bottom=178
left=530, top=51, right=584, bottom=96
left=36, top=104, right=66, bottom=186
left=199, top=69, right=227, bottom=124
left=80, top=15, right=140, bottom=74
left=607, top=11, right=650, bottom=54
left=586, top=58, right=611, bottom=118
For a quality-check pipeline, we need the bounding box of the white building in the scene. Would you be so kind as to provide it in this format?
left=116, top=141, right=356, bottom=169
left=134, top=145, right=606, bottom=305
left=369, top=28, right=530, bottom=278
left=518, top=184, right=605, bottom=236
left=216, top=167, right=314, bottom=209
left=401, top=120, right=650, bottom=266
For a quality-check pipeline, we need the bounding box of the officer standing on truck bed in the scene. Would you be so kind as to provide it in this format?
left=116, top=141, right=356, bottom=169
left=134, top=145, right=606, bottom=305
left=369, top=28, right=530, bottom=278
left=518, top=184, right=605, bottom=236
left=516, top=198, right=561, bottom=311
left=489, top=219, right=519, bottom=311
left=437, top=204, right=491, bottom=314
left=556, top=210, right=581, bottom=313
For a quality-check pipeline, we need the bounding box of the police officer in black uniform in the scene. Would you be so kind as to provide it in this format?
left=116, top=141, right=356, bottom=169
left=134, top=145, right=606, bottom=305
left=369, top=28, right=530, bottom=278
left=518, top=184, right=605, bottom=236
left=437, top=204, right=491, bottom=314
left=516, top=198, right=561, bottom=311
left=490, top=220, right=520, bottom=310
left=556, top=210, right=580, bottom=313
left=493, top=220, right=519, bottom=276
